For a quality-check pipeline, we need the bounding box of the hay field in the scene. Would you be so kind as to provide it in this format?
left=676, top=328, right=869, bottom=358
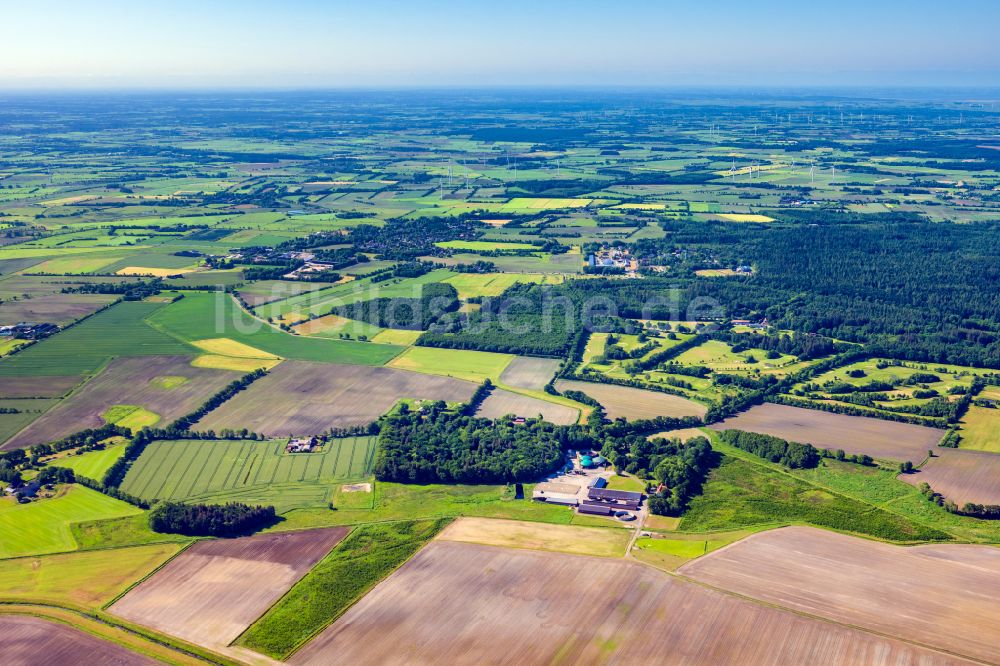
left=498, top=356, right=561, bottom=390
left=196, top=360, right=477, bottom=435
left=0, top=293, right=117, bottom=326
left=110, top=527, right=348, bottom=651
left=554, top=379, right=707, bottom=420
left=437, top=517, right=628, bottom=557
left=710, top=403, right=945, bottom=461
left=0, top=616, right=155, bottom=666
left=3, top=356, right=240, bottom=450
left=679, top=526, right=1000, bottom=664
left=0, top=543, right=181, bottom=608
left=902, top=448, right=1000, bottom=505
left=290, top=541, right=962, bottom=665
left=387, top=346, right=513, bottom=383
left=957, top=405, right=1000, bottom=452
left=475, top=388, right=578, bottom=425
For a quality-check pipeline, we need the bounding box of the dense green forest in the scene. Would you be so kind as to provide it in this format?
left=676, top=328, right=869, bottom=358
left=374, top=403, right=569, bottom=483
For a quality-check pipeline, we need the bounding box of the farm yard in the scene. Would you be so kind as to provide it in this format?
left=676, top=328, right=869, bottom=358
left=902, top=448, right=1000, bottom=506
left=195, top=360, right=477, bottom=435
left=474, top=389, right=579, bottom=425
left=121, top=436, right=377, bottom=511
left=289, top=540, right=962, bottom=665
left=110, top=527, right=348, bottom=651
left=710, top=402, right=946, bottom=461
left=0, top=616, right=155, bottom=666
left=679, top=526, right=1000, bottom=664
left=2, top=355, right=240, bottom=450
left=554, top=379, right=708, bottom=420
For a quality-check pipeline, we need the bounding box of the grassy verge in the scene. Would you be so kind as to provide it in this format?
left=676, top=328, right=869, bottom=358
left=238, top=518, right=448, bottom=659
left=271, top=482, right=574, bottom=531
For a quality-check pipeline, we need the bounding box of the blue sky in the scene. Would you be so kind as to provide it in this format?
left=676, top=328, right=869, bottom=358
left=2, top=0, right=998, bottom=88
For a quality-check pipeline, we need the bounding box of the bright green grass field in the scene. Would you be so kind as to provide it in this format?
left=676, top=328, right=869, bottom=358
left=146, top=292, right=402, bottom=366
left=121, top=437, right=377, bottom=513
left=0, top=301, right=193, bottom=376
left=50, top=443, right=126, bottom=481
left=388, top=345, right=513, bottom=382
left=0, top=485, right=141, bottom=559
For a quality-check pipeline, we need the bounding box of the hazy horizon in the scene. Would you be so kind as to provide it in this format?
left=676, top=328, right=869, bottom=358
left=3, top=0, right=998, bottom=90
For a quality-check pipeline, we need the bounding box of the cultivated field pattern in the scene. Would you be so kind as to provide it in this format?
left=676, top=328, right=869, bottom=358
left=0, top=615, right=155, bottom=666
left=110, top=527, right=349, bottom=650
left=2, top=356, right=239, bottom=450
left=679, top=526, right=1000, bottom=664
left=555, top=379, right=707, bottom=420
left=290, top=540, right=966, bottom=665
left=475, top=389, right=578, bottom=425
left=902, top=448, right=1000, bottom=505
left=710, top=402, right=945, bottom=460
left=196, top=360, right=477, bottom=435
left=121, top=437, right=376, bottom=503
left=498, top=356, right=561, bottom=390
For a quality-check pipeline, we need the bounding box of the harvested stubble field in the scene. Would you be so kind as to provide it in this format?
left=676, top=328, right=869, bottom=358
left=110, top=527, right=349, bottom=651
left=679, top=526, right=1000, bottom=664
left=498, top=355, right=561, bottom=390
left=902, top=448, right=1000, bottom=505
left=475, top=389, right=578, bottom=425
left=121, top=436, right=376, bottom=508
left=2, top=356, right=240, bottom=450
left=710, top=402, right=945, bottom=461
left=437, top=517, right=628, bottom=557
left=0, top=615, right=155, bottom=666
left=196, top=360, right=477, bottom=435
left=290, top=541, right=964, bottom=665
left=0, top=375, right=80, bottom=399
left=554, top=379, right=708, bottom=420
left=0, top=293, right=117, bottom=327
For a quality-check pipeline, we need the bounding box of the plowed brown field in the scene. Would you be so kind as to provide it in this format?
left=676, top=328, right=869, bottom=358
left=289, top=540, right=968, bottom=665
left=110, top=527, right=348, bottom=650
left=901, top=448, right=1000, bottom=505
left=0, top=615, right=154, bottom=666
left=554, top=379, right=707, bottom=420
left=709, top=402, right=945, bottom=460
left=679, top=526, right=1000, bottom=664
left=196, top=360, right=477, bottom=435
